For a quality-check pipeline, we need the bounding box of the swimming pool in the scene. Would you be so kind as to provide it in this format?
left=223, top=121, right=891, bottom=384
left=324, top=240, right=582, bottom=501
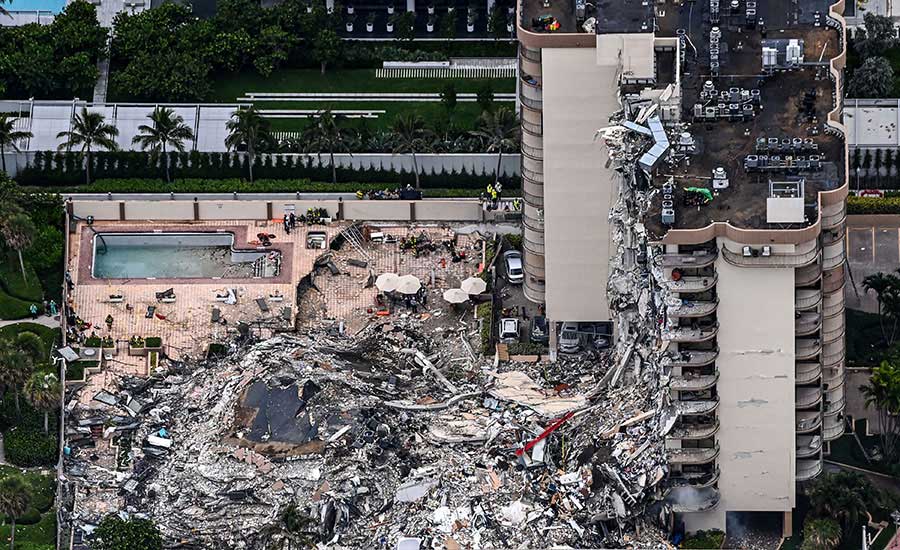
left=92, top=233, right=281, bottom=279
left=4, top=0, right=67, bottom=13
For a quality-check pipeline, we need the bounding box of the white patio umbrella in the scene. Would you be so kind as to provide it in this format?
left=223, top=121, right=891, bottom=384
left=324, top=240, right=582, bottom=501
left=396, top=274, right=422, bottom=295
left=375, top=273, right=400, bottom=292
left=460, top=276, right=487, bottom=295
left=442, top=288, right=470, bottom=304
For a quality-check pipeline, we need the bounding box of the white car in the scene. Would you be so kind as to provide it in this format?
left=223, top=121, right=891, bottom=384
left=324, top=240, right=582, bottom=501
left=499, top=318, right=520, bottom=343
left=503, top=250, right=524, bottom=284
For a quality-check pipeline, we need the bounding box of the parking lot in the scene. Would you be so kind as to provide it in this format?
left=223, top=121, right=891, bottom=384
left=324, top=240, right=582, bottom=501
left=846, top=216, right=900, bottom=313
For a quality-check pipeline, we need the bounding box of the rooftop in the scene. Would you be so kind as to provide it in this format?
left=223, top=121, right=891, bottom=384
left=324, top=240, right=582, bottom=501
left=595, top=0, right=655, bottom=34
left=519, top=0, right=585, bottom=35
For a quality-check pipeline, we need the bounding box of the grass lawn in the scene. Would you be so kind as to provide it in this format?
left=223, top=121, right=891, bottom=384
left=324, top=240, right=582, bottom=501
left=0, top=253, right=44, bottom=321
left=829, top=419, right=897, bottom=477
left=0, top=465, right=56, bottom=550
left=0, top=323, right=59, bottom=353
left=208, top=68, right=516, bottom=102
left=872, top=524, right=898, bottom=550
left=846, top=309, right=892, bottom=367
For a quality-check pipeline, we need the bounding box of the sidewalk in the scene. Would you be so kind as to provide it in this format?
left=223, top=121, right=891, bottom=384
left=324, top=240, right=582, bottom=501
left=0, top=316, right=60, bottom=329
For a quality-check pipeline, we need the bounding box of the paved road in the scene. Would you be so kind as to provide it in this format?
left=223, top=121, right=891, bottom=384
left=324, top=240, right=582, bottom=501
left=846, top=216, right=900, bottom=313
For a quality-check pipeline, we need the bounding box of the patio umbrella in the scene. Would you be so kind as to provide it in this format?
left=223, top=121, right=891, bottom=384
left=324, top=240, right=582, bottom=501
left=396, top=274, right=422, bottom=295
left=375, top=273, right=400, bottom=292
left=461, top=277, right=487, bottom=295
left=442, top=288, right=470, bottom=304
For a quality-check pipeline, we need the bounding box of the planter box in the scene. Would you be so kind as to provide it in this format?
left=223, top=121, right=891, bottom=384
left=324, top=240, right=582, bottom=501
left=128, top=346, right=148, bottom=357
left=102, top=345, right=118, bottom=357
left=367, top=22, right=374, bottom=31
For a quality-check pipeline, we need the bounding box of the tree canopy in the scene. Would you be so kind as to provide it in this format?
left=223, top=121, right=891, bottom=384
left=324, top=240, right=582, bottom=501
left=92, top=515, right=163, bottom=550
left=848, top=56, right=895, bottom=99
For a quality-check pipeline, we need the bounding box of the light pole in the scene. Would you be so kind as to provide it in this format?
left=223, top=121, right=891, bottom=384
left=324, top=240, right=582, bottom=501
left=856, top=166, right=860, bottom=194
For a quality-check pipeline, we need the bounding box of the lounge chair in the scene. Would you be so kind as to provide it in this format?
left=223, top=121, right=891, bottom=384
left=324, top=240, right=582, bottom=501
left=256, top=298, right=269, bottom=313
left=145, top=306, right=156, bottom=319
left=156, top=288, right=176, bottom=303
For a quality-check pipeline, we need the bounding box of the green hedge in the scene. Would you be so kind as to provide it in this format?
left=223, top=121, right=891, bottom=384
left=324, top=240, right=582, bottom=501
left=681, top=529, right=725, bottom=549
left=5, top=427, right=57, bottom=468
left=848, top=195, right=900, bottom=214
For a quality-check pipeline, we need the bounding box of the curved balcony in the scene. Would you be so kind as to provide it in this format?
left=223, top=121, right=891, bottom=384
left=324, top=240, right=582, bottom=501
left=666, top=486, right=721, bottom=512
left=523, top=247, right=545, bottom=274
left=822, top=342, right=844, bottom=369
left=823, top=414, right=845, bottom=441
left=666, top=349, right=719, bottom=368
left=824, top=388, right=845, bottom=417
left=674, top=399, right=719, bottom=417
left=521, top=155, right=542, bottom=179
left=668, top=299, right=718, bottom=318
left=523, top=231, right=545, bottom=256
left=797, top=411, right=822, bottom=433
left=722, top=245, right=818, bottom=268
left=520, top=44, right=541, bottom=64
left=671, top=372, right=719, bottom=392
left=668, top=420, right=720, bottom=440
left=522, top=124, right=542, bottom=150
left=823, top=264, right=845, bottom=294
left=523, top=189, right=543, bottom=209
left=797, top=458, right=824, bottom=482
left=796, top=434, right=823, bottom=458
left=522, top=142, right=543, bottom=161
left=796, top=260, right=822, bottom=287
left=522, top=211, right=543, bottom=234
left=820, top=201, right=847, bottom=230
left=659, top=250, right=718, bottom=268
left=796, top=312, right=822, bottom=336
left=664, top=324, right=719, bottom=343
left=667, top=467, right=720, bottom=489
left=520, top=85, right=543, bottom=111
left=521, top=118, right=542, bottom=138
left=668, top=446, right=720, bottom=465
left=823, top=292, right=844, bottom=318
left=665, top=274, right=718, bottom=293
left=822, top=315, right=845, bottom=344
left=796, top=338, right=822, bottom=361
left=822, top=224, right=845, bottom=246
left=523, top=280, right=545, bottom=305
left=795, top=288, right=822, bottom=311
left=796, top=362, right=822, bottom=385
left=823, top=366, right=844, bottom=389
left=822, top=243, right=845, bottom=271
left=796, top=386, right=824, bottom=409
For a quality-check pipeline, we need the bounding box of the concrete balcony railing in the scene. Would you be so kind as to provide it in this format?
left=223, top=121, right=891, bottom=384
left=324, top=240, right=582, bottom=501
left=823, top=414, right=845, bottom=441
left=795, top=288, right=823, bottom=311
left=673, top=399, right=719, bottom=417
left=824, top=388, right=846, bottom=417
left=522, top=189, right=543, bottom=209
left=522, top=142, right=543, bottom=161
left=520, top=83, right=543, bottom=111
left=796, top=362, right=823, bottom=385
left=666, top=486, right=721, bottom=512
left=796, top=312, right=822, bottom=336
left=796, top=338, right=822, bottom=361
left=822, top=250, right=845, bottom=272
left=796, top=458, right=824, bottom=482
left=523, top=281, right=545, bottom=305
left=519, top=43, right=542, bottom=64
left=722, top=245, right=819, bottom=268
left=521, top=118, right=542, bottom=137
left=522, top=124, right=542, bottom=149
left=522, top=167, right=543, bottom=186
left=665, top=275, right=718, bottom=293
left=823, top=264, right=845, bottom=294
left=667, top=299, right=718, bottom=318
left=823, top=292, right=844, bottom=318
left=796, top=434, right=823, bottom=458
left=796, top=386, right=824, bottom=409
left=822, top=224, right=845, bottom=246
left=668, top=420, right=720, bottom=440
left=822, top=341, right=845, bottom=369
left=668, top=446, right=720, bottom=465
left=522, top=213, right=543, bottom=234
left=823, top=365, right=844, bottom=389
left=666, top=349, right=719, bottom=368
left=797, top=411, right=823, bottom=433
left=796, top=260, right=823, bottom=287
left=822, top=315, right=845, bottom=344
left=667, top=467, right=720, bottom=489
left=820, top=201, right=847, bottom=230
left=664, top=324, right=719, bottom=343
left=671, top=372, right=720, bottom=392
left=659, top=250, right=718, bottom=268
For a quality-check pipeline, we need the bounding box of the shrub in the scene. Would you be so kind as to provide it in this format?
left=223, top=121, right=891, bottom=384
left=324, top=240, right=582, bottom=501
left=84, top=335, right=101, bottom=347
left=15, top=507, right=42, bottom=526
left=6, top=427, right=58, bottom=467
left=144, top=337, right=162, bottom=348
left=476, top=302, right=493, bottom=355
left=681, top=529, right=725, bottom=549
left=848, top=195, right=900, bottom=214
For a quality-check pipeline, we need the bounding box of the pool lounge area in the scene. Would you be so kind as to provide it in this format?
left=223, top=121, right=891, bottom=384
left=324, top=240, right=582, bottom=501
left=91, top=232, right=282, bottom=279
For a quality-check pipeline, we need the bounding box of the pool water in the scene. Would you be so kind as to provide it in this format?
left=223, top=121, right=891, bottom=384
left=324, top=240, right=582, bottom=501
left=5, top=0, right=67, bottom=12
left=92, top=233, right=280, bottom=279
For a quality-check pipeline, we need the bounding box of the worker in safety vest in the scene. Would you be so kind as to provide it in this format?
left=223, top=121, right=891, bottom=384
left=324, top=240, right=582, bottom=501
left=513, top=198, right=521, bottom=211
left=356, top=190, right=364, bottom=200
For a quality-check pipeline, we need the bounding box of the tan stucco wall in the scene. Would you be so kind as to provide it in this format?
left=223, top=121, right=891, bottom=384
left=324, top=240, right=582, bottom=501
left=124, top=201, right=195, bottom=220
left=72, top=201, right=120, bottom=221
left=541, top=47, right=618, bottom=322
left=198, top=201, right=269, bottom=220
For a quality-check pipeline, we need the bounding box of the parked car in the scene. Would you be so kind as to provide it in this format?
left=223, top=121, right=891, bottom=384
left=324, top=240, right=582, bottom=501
left=499, top=318, right=520, bottom=343
left=531, top=316, right=549, bottom=344
left=503, top=250, right=524, bottom=284
left=558, top=322, right=581, bottom=353
left=558, top=321, right=612, bottom=353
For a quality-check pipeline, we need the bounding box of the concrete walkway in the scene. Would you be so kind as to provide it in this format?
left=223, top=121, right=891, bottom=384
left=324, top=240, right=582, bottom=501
left=0, top=316, right=61, bottom=329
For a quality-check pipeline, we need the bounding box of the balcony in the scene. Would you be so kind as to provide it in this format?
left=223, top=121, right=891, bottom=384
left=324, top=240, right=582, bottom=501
left=823, top=414, right=845, bottom=441
left=520, top=43, right=541, bottom=64
left=722, top=245, right=818, bottom=268
left=822, top=224, right=845, bottom=246
left=797, top=458, right=824, bottom=482
left=796, top=312, right=822, bottom=336
left=666, top=349, right=718, bottom=367
left=659, top=251, right=718, bottom=268
left=822, top=342, right=844, bottom=369
left=521, top=117, right=542, bottom=138
left=796, top=386, right=823, bottom=409
left=523, top=189, right=543, bottom=209
left=796, top=362, right=822, bottom=385
left=796, top=339, right=822, bottom=361
left=666, top=486, right=721, bottom=512
left=664, top=324, right=719, bottom=343
left=668, top=446, right=720, bottom=465
left=522, top=142, right=543, bottom=161
left=822, top=244, right=845, bottom=271
left=820, top=201, right=847, bottom=230
left=795, top=288, right=822, bottom=311
left=670, top=372, right=719, bottom=392
left=520, top=81, right=543, bottom=111
left=668, top=421, right=720, bottom=440
left=824, top=387, right=845, bottom=417
left=667, top=468, right=720, bottom=489
left=796, top=260, right=822, bottom=287
left=797, top=411, right=822, bottom=433
left=665, top=274, right=718, bottom=293
left=823, top=264, right=845, bottom=294
left=796, top=434, right=823, bottom=458
left=823, top=292, right=844, bottom=318
left=667, top=299, right=718, bottom=318
left=822, top=366, right=844, bottom=389
left=822, top=315, right=845, bottom=344
left=522, top=124, right=542, bottom=149
left=673, top=399, right=719, bottom=417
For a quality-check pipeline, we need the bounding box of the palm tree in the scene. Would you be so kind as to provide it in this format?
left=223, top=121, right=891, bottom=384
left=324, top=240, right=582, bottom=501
left=391, top=114, right=431, bottom=190
left=862, top=272, right=900, bottom=344
left=0, top=212, right=35, bottom=282
left=24, top=372, right=59, bottom=434
left=807, top=471, right=875, bottom=537
left=56, top=107, right=120, bottom=185
left=0, top=0, right=9, bottom=18
left=861, top=359, right=900, bottom=461
left=0, top=115, right=33, bottom=175
left=132, top=107, right=196, bottom=184
left=470, top=106, right=519, bottom=187
left=225, top=106, right=272, bottom=183
left=14, top=331, right=44, bottom=365
left=0, top=339, right=34, bottom=418
left=303, top=110, right=352, bottom=185
left=0, top=476, right=31, bottom=550
left=801, top=517, right=841, bottom=550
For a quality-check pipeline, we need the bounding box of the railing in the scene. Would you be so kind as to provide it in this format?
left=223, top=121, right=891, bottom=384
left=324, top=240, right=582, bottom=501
left=523, top=236, right=545, bottom=255
left=796, top=362, right=823, bottom=385
left=795, top=289, right=822, bottom=310
left=521, top=165, right=543, bottom=184
left=820, top=201, right=847, bottom=229
left=668, top=300, right=718, bottom=318
left=520, top=95, right=542, bottom=111
left=824, top=393, right=846, bottom=416
left=659, top=251, right=718, bottom=268
left=522, top=189, right=543, bottom=208
left=822, top=345, right=844, bottom=369
left=521, top=118, right=542, bottom=136
left=522, top=215, right=543, bottom=233
left=522, top=142, right=543, bottom=160
left=673, top=398, right=720, bottom=416
left=823, top=267, right=845, bottom=294
left=797, top=412, right=822, bottom=433
left=821, top=225, right=845, bottom=246
left=664, top=323, right=720, bottom=343
left=796, top=313, right=822, bottom=336
left=520, top=44, right=542, bottom=63
left=668, top=445, right=720, bottom=465
left=668, top=421, right=720, bottom=440
left=667, top=467, right=720, bottom=489
left=670, top=372, right=720, bottom=391
left=796, top=386, right=823, bottom=409
left=665, top=275, right=718, bottom=293
left=796, top=435, right=823, bottom=458
left=822, top=248, right=845, bottom=270
left=722, top=245, right=819, bottom=268
left=796, top=458, right=824, bottom=481
left=823, top=419, right=845, bottom=441
left=666, top=349, right=719, bottom=367
left=796, top=261, right=822, bottom=287
left=796, top=339, right=822, bottom=360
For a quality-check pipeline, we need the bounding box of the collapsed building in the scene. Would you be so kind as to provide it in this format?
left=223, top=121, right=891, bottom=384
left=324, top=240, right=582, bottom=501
left=518, top=0, right=847, bottom=536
